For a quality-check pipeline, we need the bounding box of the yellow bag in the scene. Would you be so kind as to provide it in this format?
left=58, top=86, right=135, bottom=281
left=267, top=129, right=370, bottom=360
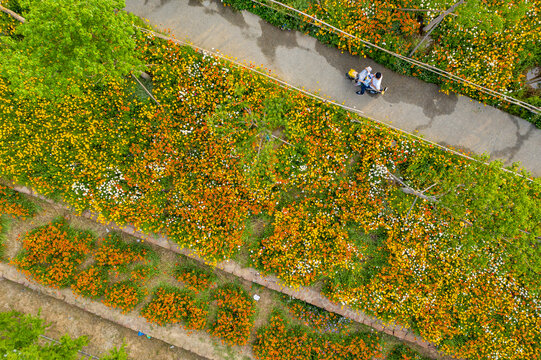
left=348, top=69, right=358, bottom=79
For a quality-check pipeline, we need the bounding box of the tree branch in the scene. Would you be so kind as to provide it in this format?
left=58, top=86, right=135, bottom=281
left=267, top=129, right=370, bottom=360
left=0, top=4, right=25, bottom=23
left=385, top=169, right=438, bottom=202
left=131, top=73, right=161, bottom=107
left=423, top=0, right=465, bottom=32
left=383, top=166, right=541, bottom=241
left=269, top=133, right=293, bottom=147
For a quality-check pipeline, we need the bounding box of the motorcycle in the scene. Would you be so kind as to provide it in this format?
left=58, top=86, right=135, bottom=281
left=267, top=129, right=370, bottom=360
left=346, top=68, right=387, bottom=95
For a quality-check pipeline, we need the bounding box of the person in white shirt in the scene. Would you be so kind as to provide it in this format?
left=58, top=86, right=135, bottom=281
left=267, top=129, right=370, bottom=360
left=356, top=72, right=386, bottom=95
left=355, top=66, right=372, bottom=86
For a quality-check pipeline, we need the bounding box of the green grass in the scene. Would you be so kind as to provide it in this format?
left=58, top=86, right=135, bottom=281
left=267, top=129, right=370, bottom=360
left=0, top=215, right=9, bottom=259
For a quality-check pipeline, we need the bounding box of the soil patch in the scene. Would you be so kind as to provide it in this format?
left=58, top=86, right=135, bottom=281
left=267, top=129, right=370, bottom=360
left=0, top=278, right=207, bottom=360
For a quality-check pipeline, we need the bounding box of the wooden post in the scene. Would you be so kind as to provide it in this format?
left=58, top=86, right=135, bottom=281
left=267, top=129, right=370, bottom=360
left=409, top=0, right=465, bottom=56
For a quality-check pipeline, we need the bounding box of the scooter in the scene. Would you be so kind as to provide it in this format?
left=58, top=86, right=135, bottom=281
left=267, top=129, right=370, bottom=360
left=346, top=68, right=387, bottom=95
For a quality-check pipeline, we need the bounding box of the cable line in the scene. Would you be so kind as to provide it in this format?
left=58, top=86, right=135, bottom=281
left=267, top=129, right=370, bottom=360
left=242, top=0, right=540, bottom=114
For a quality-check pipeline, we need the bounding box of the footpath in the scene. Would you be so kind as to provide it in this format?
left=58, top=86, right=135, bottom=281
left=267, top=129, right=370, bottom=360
left=125, top=0, right=541, bottom=177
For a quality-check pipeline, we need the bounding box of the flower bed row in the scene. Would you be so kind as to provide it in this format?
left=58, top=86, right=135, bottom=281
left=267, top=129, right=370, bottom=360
left=254, top=309, right=382, bottom=360
left=10, top=217, right=256, bottom=345
left=12, top=219, right=154, bottom=312
left=1, top=15, right=540, bottom=359
left=0, top=184, right=37, bottom=257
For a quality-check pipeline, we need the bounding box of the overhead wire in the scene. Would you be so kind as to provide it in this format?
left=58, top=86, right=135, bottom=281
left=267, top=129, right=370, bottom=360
left=242, top=0, right=540, bottom=114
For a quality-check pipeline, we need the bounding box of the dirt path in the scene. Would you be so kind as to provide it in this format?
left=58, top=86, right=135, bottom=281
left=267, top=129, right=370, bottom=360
left=0, top=278, right=208, bottom=360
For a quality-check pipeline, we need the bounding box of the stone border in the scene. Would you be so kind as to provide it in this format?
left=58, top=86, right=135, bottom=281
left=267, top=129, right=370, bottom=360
left=11, top=184, right=456, bottom=360
left=0, top=263, right=221, bottom=360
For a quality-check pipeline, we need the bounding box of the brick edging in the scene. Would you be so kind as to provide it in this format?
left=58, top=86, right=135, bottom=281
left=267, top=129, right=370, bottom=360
left=11, top=184, right=456, bottom=360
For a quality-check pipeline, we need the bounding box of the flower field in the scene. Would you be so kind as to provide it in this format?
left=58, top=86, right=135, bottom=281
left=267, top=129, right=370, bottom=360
left=253, top=309, right=382, bottom=360
left=4, top=198, right=427, bottom=359
left=224, top=0, right=541, bottom=124
left=1, top=6, right=541, bottom=359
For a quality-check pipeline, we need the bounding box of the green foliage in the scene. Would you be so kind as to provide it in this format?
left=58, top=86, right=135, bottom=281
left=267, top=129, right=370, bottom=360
left=0, top=216, right=7, bottom=258
left=0, top=0, right=141, bottom=99
left=454, top=0, right=530, bottom=34
left=0, top=310, right=88, bottom=360
left=386, top=344, right=431, bottom=360
left=432, top=160, right=541, bottom=287
left=0, top=310, right=44, bottom=353
left=100, top=344, right=130, bottom=360
left=0, top=310, right=130, bottom=359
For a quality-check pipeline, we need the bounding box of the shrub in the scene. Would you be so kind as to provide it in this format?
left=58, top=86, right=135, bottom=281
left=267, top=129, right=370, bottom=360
left=284, top=297, right=351, bottom=334
left=0, top=309, right=128, bottom=359
left=12, top=219, right=94, bottom=287
left=140, top=286, right=207, bottom=329
left=94, top=233, right=147, bottom=269
left=102, top=282, right=144, bottom=313
left=253, top=310, right=310, bottom=360
left=71, top=266, right=108, bottom=299
left=129, top=264, right=155, bottom=284
left=174, top=262, right=216, bottom=293
left=210, top=283, right=256, bottom=346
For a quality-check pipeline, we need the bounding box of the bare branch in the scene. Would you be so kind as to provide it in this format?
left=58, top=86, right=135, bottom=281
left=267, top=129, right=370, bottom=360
left=405, top=197, right=418, bottom=219
left=423, top=0, right=465, bottom=32
left=384, top=169, right=438, bottom=202
left=421, top=182, right=439, bottom=193
left=131, top=73, right=161, bottom=107
left=256, top=134, right=264, bottom=158
left=0, top=4, right=25, bottom=23
left=270, top=133, right=293, bottom=147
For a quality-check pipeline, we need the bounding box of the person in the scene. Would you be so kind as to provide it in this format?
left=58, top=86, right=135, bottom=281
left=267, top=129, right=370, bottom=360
left=356, top=72, right=386, bottom=95
left=354, top=66, right=372, bottom=86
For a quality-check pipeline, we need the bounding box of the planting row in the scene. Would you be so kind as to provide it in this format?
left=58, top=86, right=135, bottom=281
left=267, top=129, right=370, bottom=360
left=0, top=184, right=37, bottom=258
left=1, top=10, right=540, bottom=359
left=0, top=204, right=429, bottom=359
